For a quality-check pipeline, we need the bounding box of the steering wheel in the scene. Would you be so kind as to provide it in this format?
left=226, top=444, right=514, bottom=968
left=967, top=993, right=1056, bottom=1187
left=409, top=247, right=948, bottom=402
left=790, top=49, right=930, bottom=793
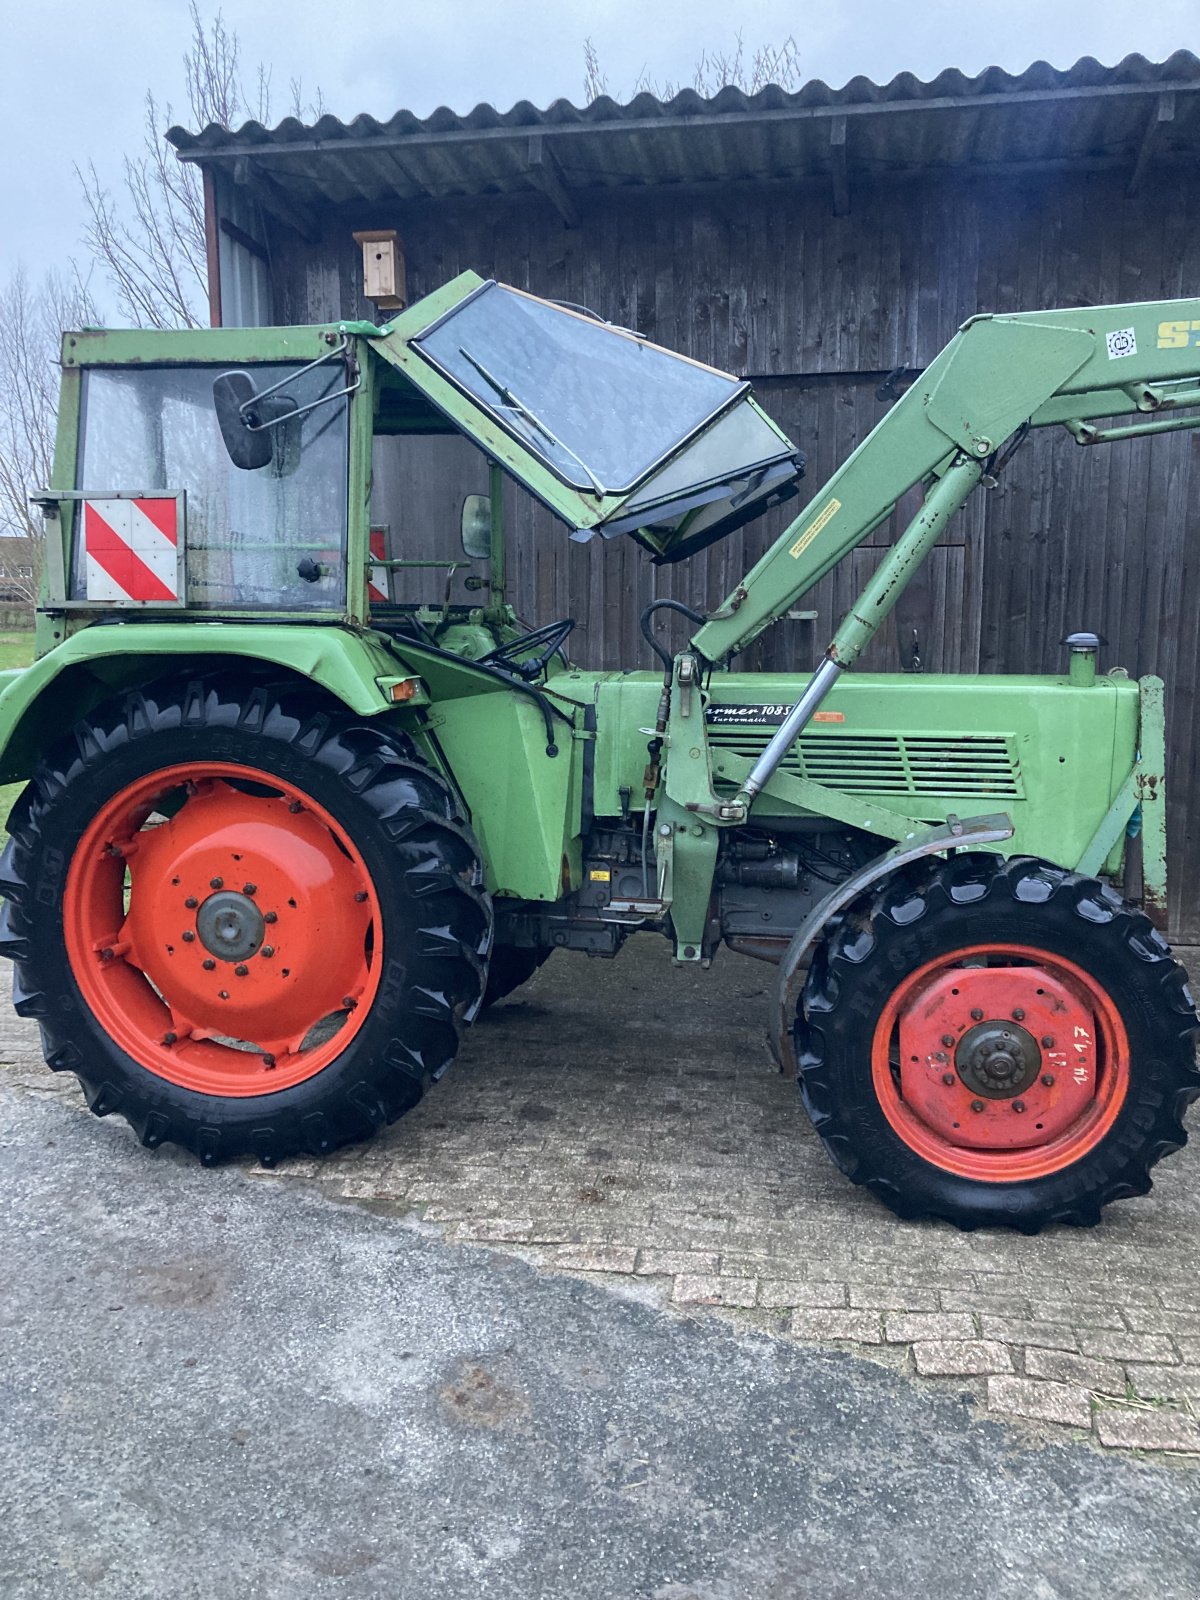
left=478, top=618, right=576, bottom=681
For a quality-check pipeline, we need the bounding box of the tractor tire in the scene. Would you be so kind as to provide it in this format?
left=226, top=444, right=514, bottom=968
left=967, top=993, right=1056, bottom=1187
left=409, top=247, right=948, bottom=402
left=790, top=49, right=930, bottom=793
left=0, top=675, right=492, bottom=1166
left=795, top=853, right=1200, bottom=1232
left=482, top=945, right=550, bottom=1008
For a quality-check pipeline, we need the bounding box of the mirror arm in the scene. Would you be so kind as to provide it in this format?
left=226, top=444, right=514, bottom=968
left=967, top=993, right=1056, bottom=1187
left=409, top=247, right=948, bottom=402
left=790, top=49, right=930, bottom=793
left=243, top=346, right=361, bottom=434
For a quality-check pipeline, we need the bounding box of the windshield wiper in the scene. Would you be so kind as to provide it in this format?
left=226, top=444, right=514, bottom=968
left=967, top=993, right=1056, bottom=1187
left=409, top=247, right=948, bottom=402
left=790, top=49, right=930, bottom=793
left=457, top=344, right=607, bottom=498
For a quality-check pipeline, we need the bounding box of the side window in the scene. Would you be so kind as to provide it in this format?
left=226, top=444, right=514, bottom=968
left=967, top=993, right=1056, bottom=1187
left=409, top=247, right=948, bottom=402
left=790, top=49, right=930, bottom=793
left=76, top=365, right=349, bottom=610
left=369, top=434, right=489, bottom=606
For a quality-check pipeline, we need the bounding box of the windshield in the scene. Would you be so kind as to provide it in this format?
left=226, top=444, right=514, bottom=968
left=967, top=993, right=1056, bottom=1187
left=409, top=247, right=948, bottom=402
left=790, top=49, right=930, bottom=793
left=412, top=282, right=743, bottom=494
left=75, top=363, right=348, bottom=609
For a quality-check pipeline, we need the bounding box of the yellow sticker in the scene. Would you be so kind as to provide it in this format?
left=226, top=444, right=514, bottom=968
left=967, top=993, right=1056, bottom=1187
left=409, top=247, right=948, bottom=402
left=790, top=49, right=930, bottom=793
left=1157, top=319, right=1200, bottom=350
left=588, top=868, right=611, bottom=882
left=790, top=498, right=842, bottom=559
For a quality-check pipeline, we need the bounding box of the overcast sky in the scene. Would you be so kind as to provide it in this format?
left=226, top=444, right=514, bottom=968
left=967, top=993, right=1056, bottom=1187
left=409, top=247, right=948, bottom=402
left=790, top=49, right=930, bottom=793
left=3, top=0, right=1197, bottom=301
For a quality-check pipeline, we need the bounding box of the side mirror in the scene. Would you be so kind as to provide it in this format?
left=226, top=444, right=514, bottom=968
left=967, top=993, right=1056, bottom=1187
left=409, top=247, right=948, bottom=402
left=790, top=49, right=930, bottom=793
left=214, top=372, right=272, bottom=470
left=213, top=371, right=298, bottom=471
left=460, top=493, right=492, bottom=560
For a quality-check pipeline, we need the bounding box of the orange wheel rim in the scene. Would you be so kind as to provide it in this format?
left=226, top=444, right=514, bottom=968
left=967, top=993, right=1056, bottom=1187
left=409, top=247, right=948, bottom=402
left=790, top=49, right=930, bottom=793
left=64, top=762, right=383, bottom=1097
left=870, top=943, right=1129, bottom=1182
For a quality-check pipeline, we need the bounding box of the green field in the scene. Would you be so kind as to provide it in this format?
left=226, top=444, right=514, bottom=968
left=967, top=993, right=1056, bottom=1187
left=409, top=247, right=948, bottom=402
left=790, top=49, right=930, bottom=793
left=0, top=630, right=34, bottom=672
left=0, top=631, right=35, bottom=829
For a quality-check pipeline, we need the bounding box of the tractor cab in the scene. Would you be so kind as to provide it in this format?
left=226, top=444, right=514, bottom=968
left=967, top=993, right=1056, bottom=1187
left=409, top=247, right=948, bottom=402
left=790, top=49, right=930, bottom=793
left=40, top=273, right=802, bottom=672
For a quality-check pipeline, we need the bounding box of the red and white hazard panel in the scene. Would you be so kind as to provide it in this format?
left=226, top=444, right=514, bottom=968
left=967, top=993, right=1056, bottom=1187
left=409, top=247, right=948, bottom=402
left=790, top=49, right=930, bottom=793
left=368, top=525, right=389, bottom=605
left=83, top=496, right=181, bottom=604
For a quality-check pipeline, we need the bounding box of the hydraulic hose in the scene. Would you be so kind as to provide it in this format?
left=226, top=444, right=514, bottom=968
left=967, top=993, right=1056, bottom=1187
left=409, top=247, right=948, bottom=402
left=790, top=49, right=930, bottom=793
left=639, top=599, right=707, bottom=681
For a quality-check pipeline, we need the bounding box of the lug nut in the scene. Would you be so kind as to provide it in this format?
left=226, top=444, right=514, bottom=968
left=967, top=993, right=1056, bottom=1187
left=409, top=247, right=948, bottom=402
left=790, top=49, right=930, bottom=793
left=182, top=930, right=195, bottom=943
left=971, top=1100, right=985, bottom=1113
left=342, top=995, right=357, bottom=1010
left=942, top=1073, right=956, bottom=1086
left=234, top=964, right=249, bottom=977
left=100, top=947, right=114, bottom=962
left=184, top=896, right=198, bottom=909
left=941, top=1034, right=955, bottom=1048
left=202, top=958, right=216, bottom=971
left=262, top=1053, right=276, bottom=1069
left=264, top=910, right=278, bottom=924
left=354, top=891, right=368, bottom=903
left=1012, top=1008, right=1025, bottom=1021
left=1041, top=1035, right=1055, bottom=1048
left=1041, top=1073, right=1055, bottom=1087
left=210, top=876, right=224, bottom=890
left=1012, top=1099, right=1026, bottom=1113
left=162, top=1032, right=177, bottom=1046
left=261, top=946, right=274, bottom=959
left=218, top=989, right=229, bottom=1000
left=970, top=1008, right=984, bottom=1022
left=242, top=883, right=257, bottom=896
left=288, top=801, right=302, bottom=814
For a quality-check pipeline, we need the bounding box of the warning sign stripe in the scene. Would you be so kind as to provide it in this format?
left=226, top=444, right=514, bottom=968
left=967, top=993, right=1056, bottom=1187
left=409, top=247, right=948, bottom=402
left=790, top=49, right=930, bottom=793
left=368, top=526, right=388, bottom=604
left=84, top=498, right=179, bottom=604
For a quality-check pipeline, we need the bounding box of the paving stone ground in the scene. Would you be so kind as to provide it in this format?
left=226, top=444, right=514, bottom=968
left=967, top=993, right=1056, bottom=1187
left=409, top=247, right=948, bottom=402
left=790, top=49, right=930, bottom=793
left=4, top=940, right=1200, bottom=1460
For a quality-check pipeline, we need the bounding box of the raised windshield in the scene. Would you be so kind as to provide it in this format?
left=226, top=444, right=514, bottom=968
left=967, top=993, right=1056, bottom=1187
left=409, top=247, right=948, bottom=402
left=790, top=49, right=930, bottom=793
left=413, top=282, right=744, bottom=494
left=75, top=363, right=348, bottom=609
left=406, top=279, right=802, bottom=559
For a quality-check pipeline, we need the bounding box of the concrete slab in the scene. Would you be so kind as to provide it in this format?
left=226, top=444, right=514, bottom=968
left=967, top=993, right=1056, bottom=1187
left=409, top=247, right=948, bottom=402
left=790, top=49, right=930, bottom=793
left=3, top=1078, right=1200, bottom=1600
left=3, top=938, right=1198, bottom=1456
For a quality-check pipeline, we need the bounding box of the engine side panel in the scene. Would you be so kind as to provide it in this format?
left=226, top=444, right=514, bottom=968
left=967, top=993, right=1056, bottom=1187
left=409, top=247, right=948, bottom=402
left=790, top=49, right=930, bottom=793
left=582, top=669, right=1139, bottom=875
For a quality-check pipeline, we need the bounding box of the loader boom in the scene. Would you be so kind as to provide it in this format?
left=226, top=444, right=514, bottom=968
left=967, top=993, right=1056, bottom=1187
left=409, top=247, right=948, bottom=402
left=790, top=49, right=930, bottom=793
left=687, top=298, right=1200, bottom=810
left=692, top=299, right=1200, bottom=667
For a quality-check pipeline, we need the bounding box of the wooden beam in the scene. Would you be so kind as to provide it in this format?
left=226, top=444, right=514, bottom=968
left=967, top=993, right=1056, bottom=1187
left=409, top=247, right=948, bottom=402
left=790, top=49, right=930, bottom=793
left=1128, top=91, right=1176, bottom=196
left=202, top=168, right=222, bottom=328
left=830, top=115, right=849, bottom=218
left=233, top=157, right=320, bottom=242
left=527, top=134, right=580, bottom=228
left=219, top=216, right=269, bottom=263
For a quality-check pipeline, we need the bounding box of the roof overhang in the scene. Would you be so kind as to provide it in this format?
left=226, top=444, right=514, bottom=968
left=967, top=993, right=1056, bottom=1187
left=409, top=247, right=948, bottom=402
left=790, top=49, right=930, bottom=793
left=168, top=52, right=1200, bottom=231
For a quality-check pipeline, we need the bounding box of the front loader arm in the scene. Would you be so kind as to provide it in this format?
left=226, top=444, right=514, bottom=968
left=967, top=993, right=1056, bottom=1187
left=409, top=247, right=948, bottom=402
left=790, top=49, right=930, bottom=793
left=691, top=299, right=1200, bottom=667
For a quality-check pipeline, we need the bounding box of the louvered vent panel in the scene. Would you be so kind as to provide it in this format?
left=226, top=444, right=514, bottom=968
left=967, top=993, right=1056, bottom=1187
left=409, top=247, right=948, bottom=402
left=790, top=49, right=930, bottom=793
left=707, top=728, right=1022, bottom=797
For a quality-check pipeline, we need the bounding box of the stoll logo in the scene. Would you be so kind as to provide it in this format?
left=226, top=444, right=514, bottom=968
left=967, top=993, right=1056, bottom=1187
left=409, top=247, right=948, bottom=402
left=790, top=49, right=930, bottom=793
left=1157, top=319, right=1200, bottom=349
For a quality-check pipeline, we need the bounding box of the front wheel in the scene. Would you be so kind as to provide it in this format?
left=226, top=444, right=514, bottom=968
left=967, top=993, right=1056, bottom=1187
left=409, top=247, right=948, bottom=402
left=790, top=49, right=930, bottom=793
left=0, top=677, right=492, bottom=1165
left=796, top=854, right=1199, bottom=1231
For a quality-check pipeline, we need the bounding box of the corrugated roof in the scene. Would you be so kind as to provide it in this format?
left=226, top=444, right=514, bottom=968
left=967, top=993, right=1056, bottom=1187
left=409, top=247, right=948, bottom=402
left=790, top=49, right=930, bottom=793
left=168, top=52, right=1200, bottom=209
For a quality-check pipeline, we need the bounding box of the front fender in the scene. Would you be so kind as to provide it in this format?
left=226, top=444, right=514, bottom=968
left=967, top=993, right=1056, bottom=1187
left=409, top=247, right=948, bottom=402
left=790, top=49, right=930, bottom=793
left=0, top=623, right=422, bottom=784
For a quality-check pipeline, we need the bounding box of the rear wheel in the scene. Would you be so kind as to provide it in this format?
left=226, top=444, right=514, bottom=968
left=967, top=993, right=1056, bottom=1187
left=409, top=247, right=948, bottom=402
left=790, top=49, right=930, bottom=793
left=795, top=854, right=1199, bottom=1231
left=0, top=676, right=492, bottom=1165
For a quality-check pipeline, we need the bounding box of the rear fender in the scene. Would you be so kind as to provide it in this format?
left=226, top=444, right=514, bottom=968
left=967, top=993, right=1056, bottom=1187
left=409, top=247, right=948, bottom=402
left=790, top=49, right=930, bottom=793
left=0, top=623, right=420, bottom=784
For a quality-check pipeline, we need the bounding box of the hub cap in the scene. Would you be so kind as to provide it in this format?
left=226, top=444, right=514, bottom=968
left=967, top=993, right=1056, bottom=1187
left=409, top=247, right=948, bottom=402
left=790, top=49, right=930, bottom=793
left=64, top=762, right=383, bottom=1097
left=871, top=943, right=1130, bottom=1181
left=196, top=891, right=266, bottom=962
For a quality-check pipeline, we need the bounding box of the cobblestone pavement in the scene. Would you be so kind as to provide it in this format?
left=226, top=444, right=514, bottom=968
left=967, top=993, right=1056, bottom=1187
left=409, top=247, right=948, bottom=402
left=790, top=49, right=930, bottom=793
left=4, top=941, right=1200, bottom=1459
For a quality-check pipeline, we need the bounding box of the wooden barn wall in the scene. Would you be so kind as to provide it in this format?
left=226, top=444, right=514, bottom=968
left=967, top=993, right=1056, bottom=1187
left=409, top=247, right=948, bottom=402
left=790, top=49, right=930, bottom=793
left=268, top=166, right=1200, bottom=939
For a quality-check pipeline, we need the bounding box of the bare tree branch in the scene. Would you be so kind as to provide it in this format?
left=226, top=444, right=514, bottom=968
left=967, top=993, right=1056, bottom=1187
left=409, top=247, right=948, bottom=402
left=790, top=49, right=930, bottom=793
left=78, top=6, right=324, bottom=330
left=0, top=267, right=99, bottom=613
left=585, top=31, right=803, bottom=103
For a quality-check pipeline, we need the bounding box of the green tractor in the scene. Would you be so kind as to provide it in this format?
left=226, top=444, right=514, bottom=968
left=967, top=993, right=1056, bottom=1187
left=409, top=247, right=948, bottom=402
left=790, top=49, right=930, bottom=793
left=4, top=273, right=1198, bottom=1231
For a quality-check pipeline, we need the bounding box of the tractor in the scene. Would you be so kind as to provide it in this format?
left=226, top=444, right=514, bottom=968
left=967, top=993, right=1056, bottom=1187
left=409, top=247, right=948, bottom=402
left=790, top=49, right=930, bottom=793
left=3, top=272, right=1198, bottom=1232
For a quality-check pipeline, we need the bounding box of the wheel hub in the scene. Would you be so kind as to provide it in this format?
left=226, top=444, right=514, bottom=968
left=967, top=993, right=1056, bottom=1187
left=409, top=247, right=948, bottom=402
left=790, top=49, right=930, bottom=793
left=896, top=962, right=1099, bottom=1151
left=64, top=762, right=382, bottom=1097
left=955, top=1020, right=1041, bottom=1100
left=196, top=890, right=265, bottom=963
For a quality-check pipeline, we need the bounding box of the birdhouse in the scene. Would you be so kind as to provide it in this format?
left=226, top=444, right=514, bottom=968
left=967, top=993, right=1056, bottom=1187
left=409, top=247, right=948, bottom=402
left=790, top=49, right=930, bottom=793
left=352, top=230, right=406, bottom=312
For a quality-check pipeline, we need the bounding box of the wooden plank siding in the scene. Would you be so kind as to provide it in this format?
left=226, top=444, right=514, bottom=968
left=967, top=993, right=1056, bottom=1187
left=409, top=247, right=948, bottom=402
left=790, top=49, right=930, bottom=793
left=270, top=166, right=1200, bottom=938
